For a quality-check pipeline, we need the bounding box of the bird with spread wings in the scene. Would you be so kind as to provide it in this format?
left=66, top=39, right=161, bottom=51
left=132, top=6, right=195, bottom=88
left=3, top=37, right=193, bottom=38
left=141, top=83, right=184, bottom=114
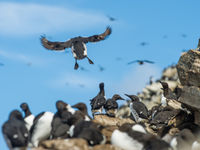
left=41, top=27, right=112, bottom=70
left=127, top=60, right=154, bottom=65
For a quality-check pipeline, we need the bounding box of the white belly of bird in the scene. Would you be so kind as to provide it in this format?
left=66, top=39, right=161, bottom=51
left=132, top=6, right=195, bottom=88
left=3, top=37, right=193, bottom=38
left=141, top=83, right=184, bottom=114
left=31, top=112, right=54, bottom=147
left=24, top=114, right=35, bottom=131
left=83, top=43, right=87, bottom=56
left=111, top=130, right=143, bottom=150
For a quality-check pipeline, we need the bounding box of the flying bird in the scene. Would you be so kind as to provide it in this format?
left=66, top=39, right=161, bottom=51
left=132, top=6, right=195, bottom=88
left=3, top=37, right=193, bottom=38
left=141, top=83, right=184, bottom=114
left=107, top=15, right=116, bottom=21
left=140, top=42, right=149, bottom=46
left=41, top=27, right=112, bottom=70
left=127, top=60, right=154, bottom=65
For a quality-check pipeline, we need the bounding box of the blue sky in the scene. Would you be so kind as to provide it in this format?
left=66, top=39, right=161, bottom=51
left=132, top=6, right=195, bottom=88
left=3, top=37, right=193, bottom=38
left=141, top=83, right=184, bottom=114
left=1, top=0, right=200, bottom=149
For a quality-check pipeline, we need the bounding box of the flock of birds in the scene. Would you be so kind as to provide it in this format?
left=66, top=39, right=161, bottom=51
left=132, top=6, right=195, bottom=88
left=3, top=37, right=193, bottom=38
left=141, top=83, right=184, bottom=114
left=2, top=81, right=200, bottom=150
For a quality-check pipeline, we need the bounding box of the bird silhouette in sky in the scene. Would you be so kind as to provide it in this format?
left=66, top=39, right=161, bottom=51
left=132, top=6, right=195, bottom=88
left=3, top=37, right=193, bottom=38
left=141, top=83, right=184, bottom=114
left=127, top=60, right=155, bottom=65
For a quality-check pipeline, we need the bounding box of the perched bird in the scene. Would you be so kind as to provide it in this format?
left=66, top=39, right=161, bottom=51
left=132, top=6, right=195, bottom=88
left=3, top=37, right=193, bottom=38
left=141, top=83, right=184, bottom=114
left=51, top=101, right=71, bottom=139
left=90, top=82, right=106, bottom=116
left=71, top=120, right=105, bottom=145
left=127, top=60, right=154, bottom=65
left=125, top=94, right=148, bottom=122
left=111, top=123, right=171, bottom=150
left=41, top=27, right=112, bottom=70
left=2, top=110, right=29, bottom=150
left=160, top=81, right=177, bottom=100
left=197, top=38, right=200, bottom=50
left=170, top=129, right=198, bottom=150
left=104, top=94, right=124, bottom=117
left=29, top=111, right=54, bottom=147
left=20, top=102, right=35, bottom=131
left=72, top=102, right=92, bottom=121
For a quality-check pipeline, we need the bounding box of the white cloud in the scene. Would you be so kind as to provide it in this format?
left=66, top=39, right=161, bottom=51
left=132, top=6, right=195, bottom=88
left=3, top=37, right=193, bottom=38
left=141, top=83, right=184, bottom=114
left=109, top=64, right=161, bottom=95
left=50, top=73, right=99, bottom=89
left=0, top=49, right=46, bottom=66
left=0, top=2, right=108, bottom=36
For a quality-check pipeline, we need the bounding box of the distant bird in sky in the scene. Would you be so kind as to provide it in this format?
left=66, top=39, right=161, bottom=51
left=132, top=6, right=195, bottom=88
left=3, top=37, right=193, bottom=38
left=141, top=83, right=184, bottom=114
left=163, top=35, right=168, bottom=39
left=107, top=15, right=116, bottom=21
left=140, top=42, right=149, bottom=46
left=80, top=66, right=89, bottom=72
left=115, top=57, right=123, bottom=61
left=41, top=27, right=112, bottom=70
left=127, top=60, right=154, bottom=65
left=98, top=65, right=105, bottom=72
left=0, top=62, right=4, bottom=66
left=181, top=34, right=187, bottom=38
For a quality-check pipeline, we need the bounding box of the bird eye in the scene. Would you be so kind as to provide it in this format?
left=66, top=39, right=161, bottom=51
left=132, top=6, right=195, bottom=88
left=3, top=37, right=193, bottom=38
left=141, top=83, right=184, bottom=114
left=24, top=133, right=28, bottom=137
left=13, top=134, right=18, bottom=139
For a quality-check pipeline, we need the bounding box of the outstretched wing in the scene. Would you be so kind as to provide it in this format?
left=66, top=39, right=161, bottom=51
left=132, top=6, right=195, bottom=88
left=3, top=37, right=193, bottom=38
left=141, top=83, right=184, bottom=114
left=81, top=26, right=112, bottom=43
left=40, top=36, right=72, bottom=51
left=143, top=60, right=154, bottom=64
left=127, top=60, right=139, bottom=65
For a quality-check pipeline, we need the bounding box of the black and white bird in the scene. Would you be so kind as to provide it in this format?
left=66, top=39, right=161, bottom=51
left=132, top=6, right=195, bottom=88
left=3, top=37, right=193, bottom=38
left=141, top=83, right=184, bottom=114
left=29, top=111, right=54, bottom=147
left=104, top=94, right=124, bottom=117
left=90, top=82, right=106, bottom=116
left=20, top=102, right=35, bottom=131
left=2, top=110, right=29, bottom=150
left=72, top=120, right=105, bottom=146
left=197, top=38, right=200, bottom=50
left=127, top=60, right=154, bottom=65
left=72, top=102, right=92, bottom=121
left=125, top=94, right=148, bottom=122
left=41, top=27, right=112, bottom=70
left=51, top=101, right=71, bottom=139
left=111, top=123, right=171, bottom=150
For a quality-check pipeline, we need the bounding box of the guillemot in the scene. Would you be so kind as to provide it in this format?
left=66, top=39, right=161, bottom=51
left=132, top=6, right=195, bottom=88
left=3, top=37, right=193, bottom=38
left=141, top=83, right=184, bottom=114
left=51, top=101, right=71, bottom=139
left=41, top=27, right=112, bottom=70
left=90, top=82, right=106, bottom=116
left=2, top=110, right=29, bottom=150
left=72, top=102, right=92, bottom=121
left=20, top=102, right=35, bottom=131
left=104, top=94, right=124, bottom=117
left=125, top=94, right=148, bottom=122
left=71, top=120, right=105, bottom=146
left=29, top=111, right=54, bottom=147
left=111, top=123, right=171, bottom=150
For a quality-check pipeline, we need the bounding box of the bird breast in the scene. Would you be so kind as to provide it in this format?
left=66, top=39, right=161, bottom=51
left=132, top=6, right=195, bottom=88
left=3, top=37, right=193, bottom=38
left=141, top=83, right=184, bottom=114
left=71, top=42, right=87, bottom=60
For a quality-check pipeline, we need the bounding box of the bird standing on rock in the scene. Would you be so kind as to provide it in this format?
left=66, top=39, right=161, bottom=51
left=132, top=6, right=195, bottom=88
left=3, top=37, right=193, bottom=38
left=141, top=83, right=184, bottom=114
left=41, top=27, right=112, bottom=70
left=104, top=94, right=124, bottom=117
left=90, top=82, right=106, bottom=117
left=125, top=94, right=148, bottom=122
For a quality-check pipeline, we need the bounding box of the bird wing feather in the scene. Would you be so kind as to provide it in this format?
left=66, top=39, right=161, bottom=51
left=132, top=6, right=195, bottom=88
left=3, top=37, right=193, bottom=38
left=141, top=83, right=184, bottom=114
left=81, top=27, right=112, bottom=43
left=40, top=36, right=72, bottom=51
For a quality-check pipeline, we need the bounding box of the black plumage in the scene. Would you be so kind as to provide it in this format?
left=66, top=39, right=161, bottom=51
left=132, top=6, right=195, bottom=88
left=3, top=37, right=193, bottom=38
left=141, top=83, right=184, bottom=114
left=125, top=94, right=149, bottom=121
left=127, top=60, right=154, bottom=65
left=41, top=27, right=112, bottom=70
left=51, top=101, right=71, bottom=139
left=90, top=82, right=106, bottom=116
left=2, top=110, right=28, bottom=150
left=160, top=81, right=177, bottom=100
left=104, top=94, right=124, bottom=117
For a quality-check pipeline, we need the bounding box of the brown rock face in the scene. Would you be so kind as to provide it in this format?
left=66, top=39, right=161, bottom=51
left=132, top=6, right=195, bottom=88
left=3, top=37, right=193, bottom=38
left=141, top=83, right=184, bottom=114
left=177, top=50, right=200, bottom=87
left=39, top=139, right=90, bottom=150
left=93, top=115, right=134, bottom=126
left=178, top=86, right=200, bottom=110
